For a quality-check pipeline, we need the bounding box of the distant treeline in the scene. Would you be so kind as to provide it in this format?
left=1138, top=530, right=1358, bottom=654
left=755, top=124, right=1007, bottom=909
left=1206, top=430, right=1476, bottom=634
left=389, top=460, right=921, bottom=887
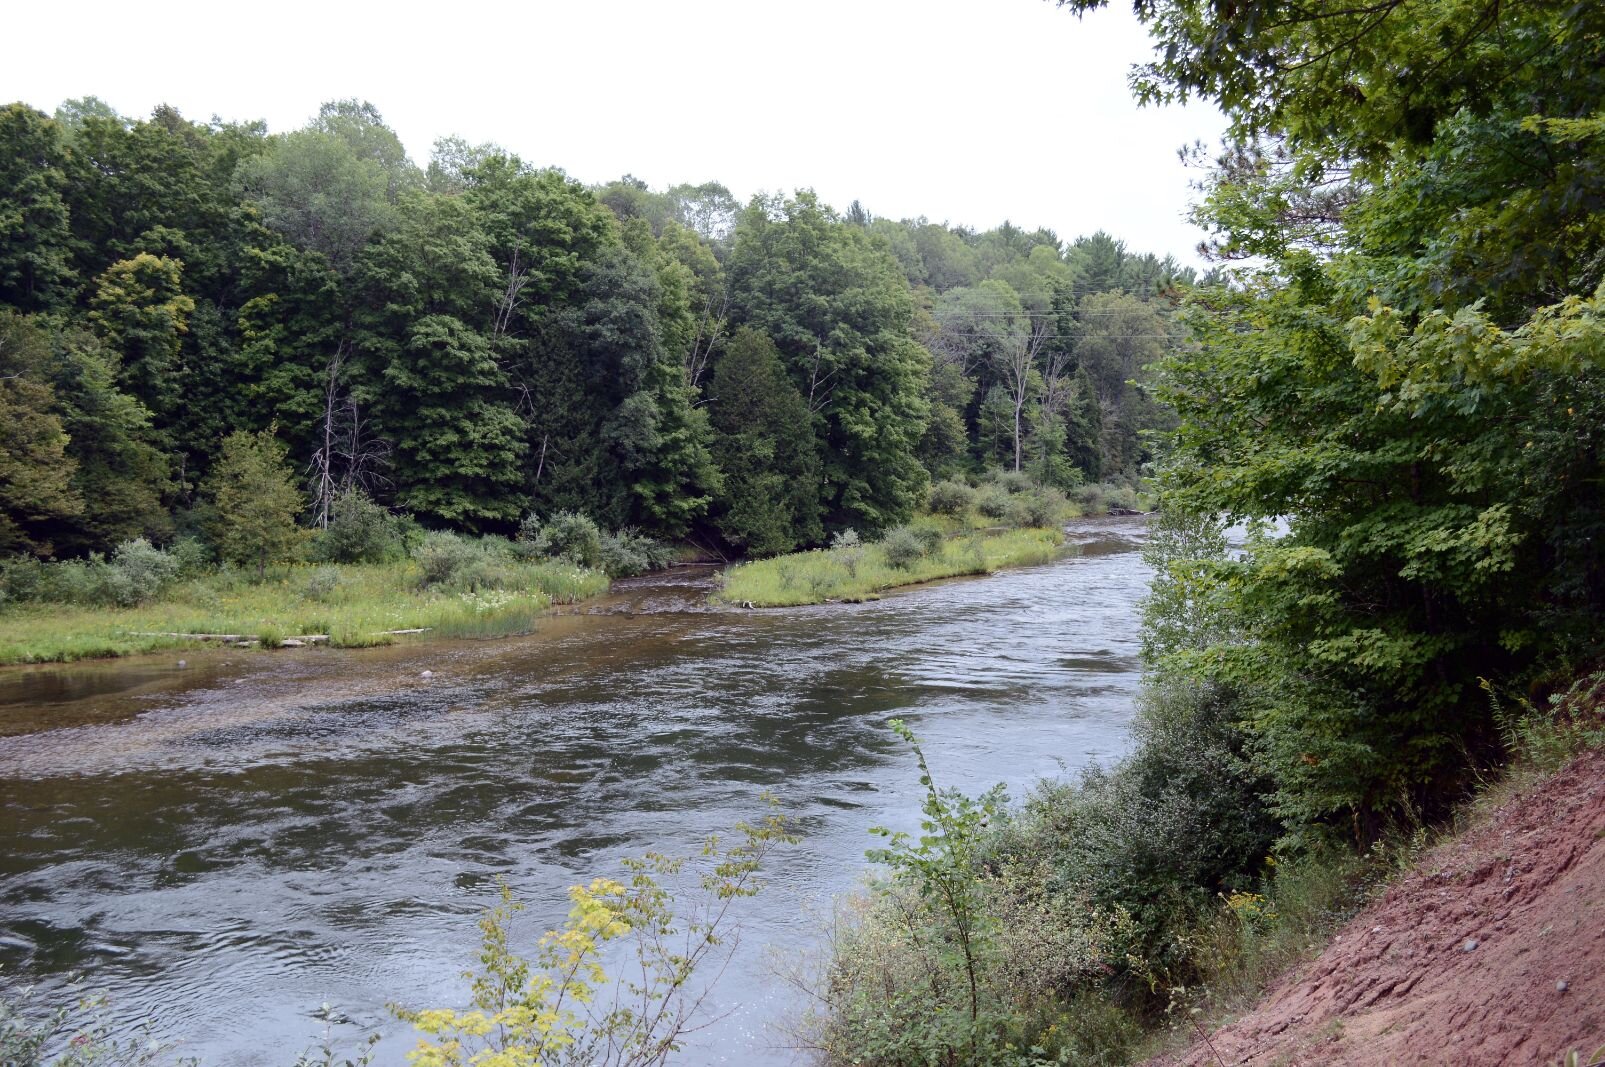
left=0, top=97, right=1204, bottom=561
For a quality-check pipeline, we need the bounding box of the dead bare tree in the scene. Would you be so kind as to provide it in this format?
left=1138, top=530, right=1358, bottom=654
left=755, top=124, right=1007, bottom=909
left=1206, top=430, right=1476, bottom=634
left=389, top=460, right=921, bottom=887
left=309, top=343, right=391, bottom=526
left=493, top=245, right=530, bottom=339
left=684, top=290, right=729, bottom=393
left=995, top=316, right=1052, bottom=472
left=805, top=342, right=838, bottom=416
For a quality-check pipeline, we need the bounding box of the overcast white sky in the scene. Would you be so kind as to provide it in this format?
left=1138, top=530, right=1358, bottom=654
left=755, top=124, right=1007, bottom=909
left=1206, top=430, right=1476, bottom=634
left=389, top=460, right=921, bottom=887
left=6, top=0, right=1223, bottom=263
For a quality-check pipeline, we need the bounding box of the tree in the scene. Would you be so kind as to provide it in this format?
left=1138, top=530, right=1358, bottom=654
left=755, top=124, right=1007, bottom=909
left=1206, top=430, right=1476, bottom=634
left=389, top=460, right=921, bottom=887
left=1074, top=0, right=1605, bottom=833
left=39, top=327, right=171, bottom=554
left=205, top=428, right=305, bottom=578
left=1072, top=291, right=1170, bottom=480
left=707, top=328, right=822, bottom=555
left=87, top=253, right=195, bottom=425
left=0, top=313, right=81, bottom=556
left=354, top=190, right=526, bottom=530
left=726, top=192, right=930, bottom=534
left=237, top=127, right=397, bottom=274
left=0, top=104, right=75, bottom=311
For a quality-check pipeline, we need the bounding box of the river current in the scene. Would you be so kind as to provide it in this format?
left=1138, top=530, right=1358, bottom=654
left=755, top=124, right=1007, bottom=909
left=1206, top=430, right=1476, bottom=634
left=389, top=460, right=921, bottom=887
left=0, top=516, right=1150, bottom=1064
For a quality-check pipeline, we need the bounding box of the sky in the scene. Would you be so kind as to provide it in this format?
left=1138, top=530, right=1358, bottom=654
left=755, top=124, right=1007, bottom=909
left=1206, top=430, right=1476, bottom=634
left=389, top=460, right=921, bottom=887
left=5, top=0, right=1225, bottom=263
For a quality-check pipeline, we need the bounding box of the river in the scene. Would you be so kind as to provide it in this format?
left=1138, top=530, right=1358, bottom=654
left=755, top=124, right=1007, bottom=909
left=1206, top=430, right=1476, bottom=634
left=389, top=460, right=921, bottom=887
left=0, top=516, right=1150, bottom=1065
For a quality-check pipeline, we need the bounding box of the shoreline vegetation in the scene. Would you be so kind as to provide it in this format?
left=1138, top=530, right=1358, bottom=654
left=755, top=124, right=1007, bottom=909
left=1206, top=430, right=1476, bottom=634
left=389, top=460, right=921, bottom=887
left=714, top=474, right=1137, bottom=608
left=0, top=556, right=610, bottom=666
left=715, top=525, right=1067, bottom=608
left=0, top=506, right=658, bottom=666
left=0, top=478, right=1146, bottom=667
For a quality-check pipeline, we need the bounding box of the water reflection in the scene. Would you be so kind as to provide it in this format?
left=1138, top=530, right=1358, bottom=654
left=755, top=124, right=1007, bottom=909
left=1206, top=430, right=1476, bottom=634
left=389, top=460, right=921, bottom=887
left=0, top=517, right=1150, bottom=1065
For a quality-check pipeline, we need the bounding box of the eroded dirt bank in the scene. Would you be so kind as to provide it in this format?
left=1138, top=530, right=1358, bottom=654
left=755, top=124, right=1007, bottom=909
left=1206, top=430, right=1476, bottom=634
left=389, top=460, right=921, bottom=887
left=1160, top=749, right=1605, bottom=1066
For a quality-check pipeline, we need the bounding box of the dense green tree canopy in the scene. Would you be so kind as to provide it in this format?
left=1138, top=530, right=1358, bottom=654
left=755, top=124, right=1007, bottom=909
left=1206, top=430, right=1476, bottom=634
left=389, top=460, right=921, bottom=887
left=1061, top=0, right=1605, bottom=833
left=0, top=95, right=1188, bottom=561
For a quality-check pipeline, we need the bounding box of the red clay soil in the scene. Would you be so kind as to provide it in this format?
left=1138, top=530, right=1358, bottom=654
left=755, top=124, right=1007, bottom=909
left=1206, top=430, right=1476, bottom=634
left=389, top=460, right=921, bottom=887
left=1156, top=748, right=1605, bottom=1066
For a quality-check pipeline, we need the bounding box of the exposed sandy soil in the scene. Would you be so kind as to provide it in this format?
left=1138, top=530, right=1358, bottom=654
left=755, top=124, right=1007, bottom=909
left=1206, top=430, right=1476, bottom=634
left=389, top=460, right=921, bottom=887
left=1156, top=749, right=1605, bottom=1066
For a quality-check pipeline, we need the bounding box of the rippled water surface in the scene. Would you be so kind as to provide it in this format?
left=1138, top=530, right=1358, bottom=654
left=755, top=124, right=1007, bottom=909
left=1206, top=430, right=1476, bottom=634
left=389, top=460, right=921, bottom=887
left=0, top=518, right=1150, bottom=1064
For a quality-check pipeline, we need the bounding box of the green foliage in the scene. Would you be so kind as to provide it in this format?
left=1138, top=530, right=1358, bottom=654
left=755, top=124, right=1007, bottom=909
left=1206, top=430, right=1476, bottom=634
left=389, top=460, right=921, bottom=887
left=0, top=89, right=1187, bottom=628
left=0, top=538, right=177, bottom=608
left=524, top=511, right=604, bottom=571
left=0, top=104, right=75, bottom=311
left=708, top=328, right=822, bottom=555
left=1005, top=487, right=1068, bottom=529
left=598, top=527, right=676, bottom=579
left=401, top=800, right=794, bottom=1066
left=867, top=721, right=1005, bottom=1033
left=717, top=527, right=1063, bottom=607
left=727, top=192, right=930, bottom=534
left=927, top=478, right=975, bottom=516
left=205, top=428, right=307, bottom=579
left=974, top=486, right=1011, bottom=520
left=0, top=315, right=81, bottom=556
left=87, top=252, right=194, bottom=424
left=312, top=490, right=416, bottom=565
left=879, top=526, right=929, bottom=570
left=237, top=121, right=398, bottom=273
left=1484, top=673, right=1605, bottom=776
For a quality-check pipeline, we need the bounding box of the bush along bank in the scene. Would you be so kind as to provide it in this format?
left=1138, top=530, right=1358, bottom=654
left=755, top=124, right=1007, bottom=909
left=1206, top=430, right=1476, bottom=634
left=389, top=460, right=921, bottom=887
left=0, top=501, right=670, bottom=665
left=802, top=508, right=1605, bottom=1065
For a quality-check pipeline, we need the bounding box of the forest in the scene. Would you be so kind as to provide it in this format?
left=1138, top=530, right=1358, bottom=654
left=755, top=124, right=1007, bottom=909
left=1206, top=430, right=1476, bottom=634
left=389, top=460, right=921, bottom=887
left=0, top=96, right=1195, bottom=569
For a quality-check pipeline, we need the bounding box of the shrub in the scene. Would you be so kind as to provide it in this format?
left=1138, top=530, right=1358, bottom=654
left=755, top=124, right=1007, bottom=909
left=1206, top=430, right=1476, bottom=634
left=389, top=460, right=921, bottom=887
left=169, top=535, right=213, bottom=576
left=312, top=490, right=413, bottom=564
left=974, top=486, right=1011, bottom=520
left=106, top=538, right=179, bottom=607
left=1006, top=487, right=1068, bottom=529
left=910, top=524, right=945, bottom=556
left=831, top=529, right=864, bottom=578
left=880, top=526, right=927, bottom=570
left=927, top=479, right=975, bottom=516
left=1073, top=482, right=1143, bottom=515
left=1074, top=483, right=1107, bottom=513
left=415, top=531, right=484, bottom=589
left=599, top=528, right=674, bottom=578
left=527, top=511, right=604, bottom=570
left=989, top=469, right=1034, bottom=494
left=302, top=566, right=343, bottom=602
left=0, top=555, right=45, bottom=604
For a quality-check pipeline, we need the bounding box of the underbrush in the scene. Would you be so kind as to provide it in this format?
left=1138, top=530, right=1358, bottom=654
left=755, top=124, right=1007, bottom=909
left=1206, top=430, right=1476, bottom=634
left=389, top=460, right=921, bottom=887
left=807, top=653, right=1605, bottom=1064
left=714, top=526, right=1064, bottom=607
left=806, top=509, right=1604, bottom=1064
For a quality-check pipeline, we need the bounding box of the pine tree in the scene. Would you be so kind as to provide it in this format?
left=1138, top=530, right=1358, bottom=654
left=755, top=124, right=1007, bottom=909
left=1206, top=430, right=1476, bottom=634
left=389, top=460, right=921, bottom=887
left=206, top=428, right=305, bottom=579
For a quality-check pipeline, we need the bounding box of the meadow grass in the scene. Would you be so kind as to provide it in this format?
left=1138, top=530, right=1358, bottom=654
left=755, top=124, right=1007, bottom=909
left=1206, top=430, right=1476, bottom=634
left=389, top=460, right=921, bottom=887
left=714, top=526, right=1065, bottom=607
left=0, top=559, right=610, bottom=665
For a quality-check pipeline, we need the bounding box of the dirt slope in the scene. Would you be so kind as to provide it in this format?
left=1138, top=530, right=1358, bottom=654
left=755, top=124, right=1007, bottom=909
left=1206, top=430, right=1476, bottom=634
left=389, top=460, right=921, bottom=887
left=1158, top=749, right=1605, bottom=1066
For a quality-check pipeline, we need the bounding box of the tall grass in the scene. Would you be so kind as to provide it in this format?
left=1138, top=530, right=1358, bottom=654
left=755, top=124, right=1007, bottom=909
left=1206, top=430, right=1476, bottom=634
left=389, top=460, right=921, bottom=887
left=715, top=527, right=1064, bottom=607
left=0, top=558, right=609, bottom=665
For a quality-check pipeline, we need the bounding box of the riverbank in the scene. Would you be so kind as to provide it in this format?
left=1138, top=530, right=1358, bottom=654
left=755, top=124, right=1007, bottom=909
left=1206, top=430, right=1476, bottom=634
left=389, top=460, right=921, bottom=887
left=0, top=558, right=610, bottom=665
left=713, top=526, right=1065, bottom=607
left=1156, top=742, right=1605, bottom=1066
left=807, top=662, right=1605, bottom=1066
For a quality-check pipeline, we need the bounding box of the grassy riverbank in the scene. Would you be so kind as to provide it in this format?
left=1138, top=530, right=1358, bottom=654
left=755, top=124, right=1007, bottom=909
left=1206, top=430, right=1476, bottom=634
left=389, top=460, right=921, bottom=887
left=0, top=558, right=609, bottom=665
left=714, top=526, right=1065, bottom=607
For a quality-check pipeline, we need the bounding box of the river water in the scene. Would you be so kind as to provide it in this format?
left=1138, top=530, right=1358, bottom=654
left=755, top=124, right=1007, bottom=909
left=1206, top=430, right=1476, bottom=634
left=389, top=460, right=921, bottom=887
left=0, top=517, right=1150, bottom=1065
